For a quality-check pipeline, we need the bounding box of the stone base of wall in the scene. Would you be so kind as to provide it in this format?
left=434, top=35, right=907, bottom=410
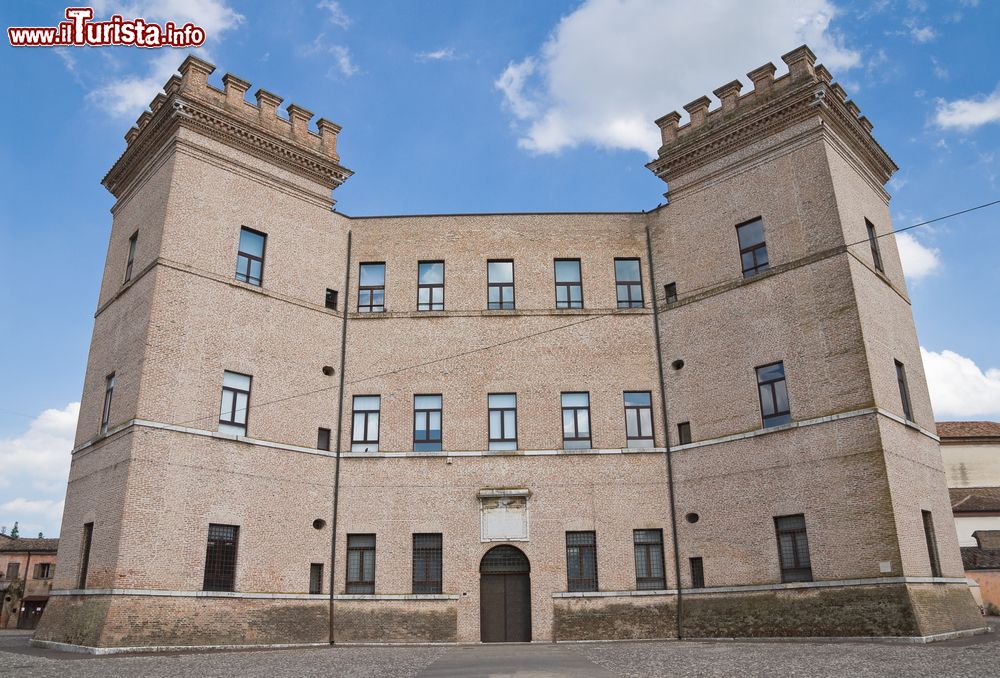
left=553, top=594, right=676, bottom=640
left=34, top=594, right=328, bottom=649
left=680, top=583, right=984, bottom=639
left=332, top=600, right=458, bottom=643
left=33, top=583, right=985, bottom=650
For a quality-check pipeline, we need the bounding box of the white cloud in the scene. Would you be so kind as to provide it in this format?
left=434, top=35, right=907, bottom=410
left=922, top=347, right=1000, bottom=419
left=88, top=50, right=193, bottom=118
left=934, top=85, right=1000, bottom=130
left=896, top=232, right=941, bottom=280
left=329, top=44, right=358, bottom=77
left=495, top=0, right=860, bottom=155
left=0, top=403, right=78, bottom=538
left=60, top=1, right=242, bottom=118
left=416, top=48, right=459, bottom=63
left=317, top=0, right=351, bottom=29
left=92, top=0, right=244, bottom=36
left=908, top=24, right=937, bottom=43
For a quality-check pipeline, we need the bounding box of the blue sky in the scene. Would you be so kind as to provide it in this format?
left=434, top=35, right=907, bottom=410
left=1, top=0, right=998, bottom=537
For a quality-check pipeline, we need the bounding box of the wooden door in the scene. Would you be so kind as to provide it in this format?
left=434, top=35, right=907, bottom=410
left=479, top=545, right=531, bottom=642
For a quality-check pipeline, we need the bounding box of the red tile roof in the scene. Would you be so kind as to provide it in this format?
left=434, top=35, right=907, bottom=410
left=951, top=487, right=1000, bottom=513
left=0, top=536, right=59, bottom=552
left=937, top=421, right=1000, bottom=441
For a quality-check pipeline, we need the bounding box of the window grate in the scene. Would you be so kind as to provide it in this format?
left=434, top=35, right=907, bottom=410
left=774, top=514, right=812, bottom=583
left=480, top=545, right=530, bottom=574
left=664, top=282, right=677, bottom=304
left=566, top=531, right=598, bottom=592
left=633, top=529, right=666, bottom=590
left=412, top=533, right=443, bottom=593
left=346, top=534, right=376, bottom=593
left=689, top=557, right=705, bottom=589
left=203, top=523, right=239, bottom=592
left=309, top=563, right=324, bottom=594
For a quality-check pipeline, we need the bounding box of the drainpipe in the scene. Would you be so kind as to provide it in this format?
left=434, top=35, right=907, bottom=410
left=644, top=215, right=684, bottom=639
left=329, top=229, right=352, bottom=645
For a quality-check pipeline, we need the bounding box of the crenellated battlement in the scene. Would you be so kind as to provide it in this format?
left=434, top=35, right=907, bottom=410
left=106, top=55, right=352, bottom=201
left=647, top=45, right=896, bottom=189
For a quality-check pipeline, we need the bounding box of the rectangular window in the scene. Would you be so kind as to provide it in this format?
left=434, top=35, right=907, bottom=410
left=566, top=531, right=598, bottom=592
left=413, top=395, right=443, bottom=451
left=6, top=562, right=19, bottom=580
left=219, top=371, right=252, bottom=436
left=412, top=533, right=443, bottom=594
left=317, top=427, right=331, bottom=451
left=756, top=361, right=791, bottom=428
left=358, top=263, right=386, bottom=313
left=736, top=218, right=769, bottom=277
left=561, top=392, right=592, bottom=449
left=79, top=522, right=93, bottom=589
left=554, top=259, right=583, bottom=309
left=123, top=230, right=138, bottom=283
left=624, top=391, right=654, bottom=449
left=774, top=514, right=812, bottom=583
left=689, top=557, right=705, bottom=589
left=203, top=523, right=239, bottom=592
left=633, top=529, right=666, bottom=590
left=895, top=359, right=913, bottom=422
left=922, top=510, right=942, bottom=577
left=309, top=563, right=324, bottom=594
left=235, top=227, right=266, bottom=286
left=677, top=421, right=692, bottom=445
left=866, top=219, right=884, bottom=273
left=33, top=563, right=54, bottom=579
left=487, top=260, right=515, bottom=310
left=615, top=258, right=644, bottom=308
left=100, top=372, right=115, bottom=435
left=325, top=288, right=338, bottom=310
left=346, top=534, right=376, bottom=593
left=351, top=395, right=381, bottom=452
left=417, top=261, right=445, bottom=311
left=664, top=282, right=677, bottom=304
left=488, top=393, right=517, bottom=450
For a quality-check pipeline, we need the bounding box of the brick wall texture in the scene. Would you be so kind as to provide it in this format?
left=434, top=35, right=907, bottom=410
left=36, top=51, right=985, bottom=648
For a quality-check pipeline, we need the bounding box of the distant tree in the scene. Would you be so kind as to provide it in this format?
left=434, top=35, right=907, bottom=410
left=38, top=532, right=44, bottom=538
left=9, top=522, right=18, bottom=538
left=0, top=526, right=6, bottom=535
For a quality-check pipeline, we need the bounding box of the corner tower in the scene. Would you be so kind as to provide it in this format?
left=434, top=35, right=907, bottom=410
left=35, top=56, right=353, bottom=648
left=645, top=45, right=982, bottom=638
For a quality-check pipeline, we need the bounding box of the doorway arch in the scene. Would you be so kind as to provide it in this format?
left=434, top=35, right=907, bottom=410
left=479, top=545, right=531, bottom=642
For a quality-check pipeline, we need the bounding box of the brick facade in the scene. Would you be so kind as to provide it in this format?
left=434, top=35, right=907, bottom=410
left=35, top=46, right=983, bottom=650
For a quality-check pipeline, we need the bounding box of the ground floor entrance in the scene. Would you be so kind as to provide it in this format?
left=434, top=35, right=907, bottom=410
left=479, top=545, right=531, bottom=642
left=16, top=599, right=46, bottom=630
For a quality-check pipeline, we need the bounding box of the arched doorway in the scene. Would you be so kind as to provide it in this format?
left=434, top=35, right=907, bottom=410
left=479, top=545, right=531, bottom=642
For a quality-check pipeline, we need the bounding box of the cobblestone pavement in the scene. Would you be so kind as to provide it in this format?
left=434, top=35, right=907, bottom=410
left=1, top=626, right=998, bottom=678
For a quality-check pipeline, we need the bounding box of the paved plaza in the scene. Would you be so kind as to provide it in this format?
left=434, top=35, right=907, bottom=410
left=2, top=625, right=998, bottom=677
